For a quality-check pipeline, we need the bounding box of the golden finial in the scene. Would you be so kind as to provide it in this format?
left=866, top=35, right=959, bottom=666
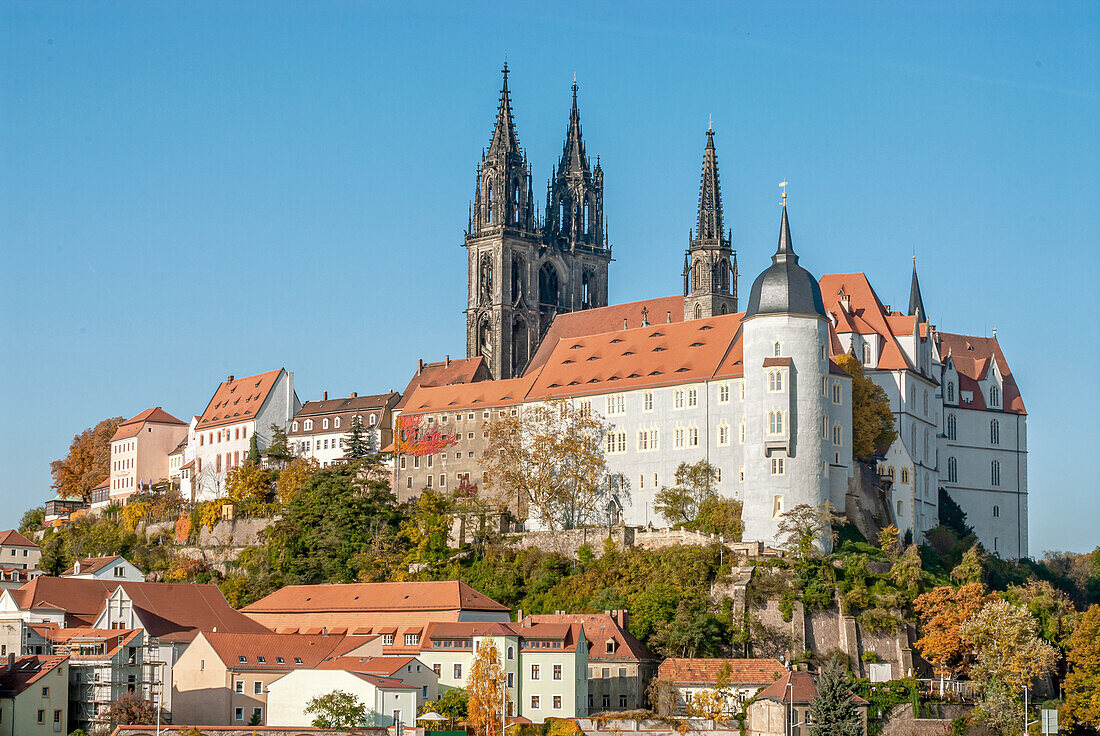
left=779, top=181, right=789, bottom=205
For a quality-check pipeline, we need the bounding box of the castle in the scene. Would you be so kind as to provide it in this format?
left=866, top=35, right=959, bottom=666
left=395, top=66, right=1028, bottom=557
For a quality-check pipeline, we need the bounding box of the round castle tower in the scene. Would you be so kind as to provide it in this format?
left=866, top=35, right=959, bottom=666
left=740, top=203, right=836, bottom=550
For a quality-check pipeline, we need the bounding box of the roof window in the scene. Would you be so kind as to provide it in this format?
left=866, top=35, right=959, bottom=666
left=689, top=342, right=704, bottom=347
left=699, top=325, right=713, bottom=331
left=294, top=657, right=302, bottom=664
left=257, top=656, right=266, bottom=663
left=570, top=344, right=583, bottom=349
left=275, top=657, right=284, bottom=664
left=649, top=331, right=664, bottom=338
left=238, top=656, right=247, bottom=663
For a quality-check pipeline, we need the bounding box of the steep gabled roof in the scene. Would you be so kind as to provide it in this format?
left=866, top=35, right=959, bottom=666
left=400, top=374, right=537, bottom=414
left=0, top=530, right=38, bottom=548
left=756, top=670, right=869, bottom=705
left=0, top=655, right=67, bottom=697
left=61, top=555, right=124, bottom=577
left=938, top=332, right=1025, bottom=414
left=111, top=407, right=186, bottom=441
left=397, top=356, right=491, bottom=409
left=197, top=369, right=285, bottom=430
left=242, top=581, right=509, bottom=615
left=818, top=272, right=921, bottom=373
left=526, top=296, right=685, bottom=373
left=295, top=392, right=399, bottom=419
left=200, top=631, right=349, bottom=670
left=523, top=612, right=654, bottom=662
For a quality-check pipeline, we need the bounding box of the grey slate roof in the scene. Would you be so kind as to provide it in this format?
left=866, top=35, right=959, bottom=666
left=745, top=205, right=826, bottom=319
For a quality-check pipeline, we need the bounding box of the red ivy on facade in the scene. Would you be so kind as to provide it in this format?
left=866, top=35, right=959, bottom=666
left=393, top=414, right=458, bottom=457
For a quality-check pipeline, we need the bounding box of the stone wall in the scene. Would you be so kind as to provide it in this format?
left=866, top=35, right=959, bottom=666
left=880, top=703, right=978, bottom=736
left=197, top=516, right=276, bottom=547
left=505, top=524, right=771, bottom=561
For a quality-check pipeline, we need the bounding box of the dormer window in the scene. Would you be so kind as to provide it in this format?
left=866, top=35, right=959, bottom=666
left=304, top=420, right=313, bottom=431
left=257, top=656, right=266, bottom=663
left=334, top=417, right=341, bottom=429
left=369, top=415, right=377, bottom=426
left=605, top=639, right=616, bottom=654
left=292, top=421, right=298, bottom=432
left=323, top=418, right=329, bottom=430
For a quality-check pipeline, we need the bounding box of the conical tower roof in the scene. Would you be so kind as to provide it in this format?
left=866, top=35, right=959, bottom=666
left=558, top=78, right=589, bottom=175
left=745, top=203, right=826, bottom=319
left=696, top=127, right=723, bottom=241
left=908, top=257, right=927, bottom=320
left=487, top=62, right=521, bottom=158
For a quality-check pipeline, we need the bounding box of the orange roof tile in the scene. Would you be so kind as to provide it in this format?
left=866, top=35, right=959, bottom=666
left=756, top=670, right=869, bottom=705
left=818, top=273, right=920, bottom=373
left=242, top=581, right=509, bottom=615
left=0, top=529, right=38, bottom=548
left=316, top=656, right=415, bottom=675
left=525, top=296, right=685, bottom=373
left=397, top=357, right=491, bottom=409
left=658, top=658, right=787, bottom=686
left=201, top=631, right=350, bottom=669
left=61, top=555, right=123, bottom=577
left=0, top=655, right=67, bottom=697
left=400, top=374, right=538, bottom=414
left=197, top=369, right=285, bottom=430
left=523, top=613, right=654, bottom=663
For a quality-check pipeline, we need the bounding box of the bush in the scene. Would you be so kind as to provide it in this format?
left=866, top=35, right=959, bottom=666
left=861, top=650, right=878, bottom=663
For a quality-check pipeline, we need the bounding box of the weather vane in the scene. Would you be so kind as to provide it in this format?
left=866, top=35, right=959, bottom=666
left=779, top=181, right=789, bottom=205
left=708, top=114, right=712, bottom=132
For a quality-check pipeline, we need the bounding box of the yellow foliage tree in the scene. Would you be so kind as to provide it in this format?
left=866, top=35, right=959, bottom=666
left=877, top=524, right=900, bottom=560
left=1063, top=604, right=1100, bottom=730
left=276, top=457, right=319, bottom=505
left=121, top=501, right=151, bottom=532
left=50, top=417, right=123, bottom=502
left=959, top=599, right=1059, bottom=691
left=913, top=583, right=994, bottom=678
left=225, top=462, right=274, bottom=511
left=483, top=400, right=614, bottom=530
left=466, top=636, right=508, bottom=736
left=687, top=688, right=727, bottom=720
left=835, top=355, right=896, bottom=462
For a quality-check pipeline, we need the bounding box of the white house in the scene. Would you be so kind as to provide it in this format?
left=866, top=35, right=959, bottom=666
left=61, top=556, right=145, bottom=582
left=266, top=668, right=419, bottom=728
left=289, top=391, right=400, bottom=466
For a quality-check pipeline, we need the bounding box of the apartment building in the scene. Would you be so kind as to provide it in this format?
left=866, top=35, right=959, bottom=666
left=289, top=391, right=400, bottom=465
left=108, top=408, right=188, bottom=505
left=0, top=654, right=68, bottom=736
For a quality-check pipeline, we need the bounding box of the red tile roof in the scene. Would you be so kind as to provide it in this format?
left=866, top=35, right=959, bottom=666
left=0, top=529, right=38, bottom=548
left=658, top=658, right=787, bottom=685
left=818, top=273, right=921, bottom=373
left=413, top=620, right=585, bottom=653
left=201, top=631, right=351, bottom=670
left=525, top=296, right=686, bottom=373
left=400, top=374, right=538, bottom=414
left=112, top=407, right=187, bottom=441
left=756, top=670, right=869, bottom=705
left=197, top=369, right=285, bottom=430
left=49, top=627, right=143, bottom=659
left=397, top=357, right=491, bottom=409
left=522, top=613, right=654, bottom=662
left=0, top=655, right=67, bottom=697
left=61, top=555, right=124, bottom=576
left=242, top=581, right=509, bottom=615
left=316, top=655, right=416, bottom=675
left=939, top=332, right=1025, bottom=415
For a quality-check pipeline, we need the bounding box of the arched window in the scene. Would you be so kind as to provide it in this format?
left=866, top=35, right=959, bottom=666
left=774, top=342, right=781, bottom=357
left=334, top=417, right=341, bottom=429
left=369, top=414, right=376, bottom=426
left=947, top=456, right=957, bottom=482
left=512, top=180, right=521, bottom=224
left=991, top=460, right=1001, bottom=486
left=480, top=254, right=493, bottom=305
left=768, top=411, right=784, bottom=435
left=992, top=505, right=1000, bottom=518
left=694, top=303, right=702, bottom=319
left=863, top=344, right=871, bottom=365
left=486, top=179, right=494, bottom=223
left=581, top=271, right=594, bottom=309
left=559, top=202, right=567, bottom=233
left=947, top=381, right=955, bottom=403
left=768, top=371, right=784, bottom=392
left=901, top=468, right=909, bottom=484
left=511, top=255, right=523, bottom=303
left=538, top=262, right=560, bottom=307
left=989, top=385, right=1000, bottom=407
left=947, top=414, right=957, bottom=440
left=990, top=419, right=1000, bottom=445
left=323, top=418, right=329, bottom=430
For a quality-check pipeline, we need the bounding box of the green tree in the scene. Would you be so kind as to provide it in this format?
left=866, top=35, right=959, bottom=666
left=225, top=462, right=275, bottom=513
left=777, top=503, right=838, bottom=559
left=808, top=657, right=862, bottom=736
left=888, top=544, right=924, bottom=600
left=1063, top=604, right=1100, bottom=731
left=951, top=544, right=985, bottom=585
left=835, top=355, right=896, bottom=462
left=247, top=432, right=261, bottom=464
left=426, top=688, right=468, bottom=729
left=938, top=488, right=974, bottom=538
left=50, top=416, right=123, bottom=503
left=19, top=506, right=45, bottom=535
left=343, top=412, right=372, bottom=458
left=959, top=599, right=1059, bottom=691
left=694, top=496, right=744, bottom=540
left=264, top=423, right=293, bottom=466
left=248, top=708, right=263, bottom=726
left=649, top=594, right=729, bottom=658
left=304, top=689, right=368, bottom=729
left=971, top=680, right=1022, bottom=736
left=402, top=489, right=454, bottom=566
left=654, top=460, right=718, bottom=526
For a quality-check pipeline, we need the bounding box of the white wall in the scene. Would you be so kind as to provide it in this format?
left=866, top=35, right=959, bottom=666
left=266, top=670, right=417, bottom=728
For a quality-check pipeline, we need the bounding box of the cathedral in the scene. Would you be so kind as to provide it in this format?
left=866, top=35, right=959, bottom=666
left=396, top=67, right=1028, bottom=558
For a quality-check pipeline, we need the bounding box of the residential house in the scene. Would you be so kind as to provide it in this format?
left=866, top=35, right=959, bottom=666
left=747, top=670, right=868, bottom=736
left=0, top=531, right=41, bottom=571
left=520, top=610, right=655, bottom=713
left=289, top=391, right=400, bottom=466
left=0, top=568, right=39, bottom=593
left=88, top=480, right=111, bottom=515
left=189, top=369, right=301, bottom=501
left=266, top=667, right=419, bottom=728
left=316, top=656, right=438, bottom=708
left=384, top=620, right=588, bottom=721
left=657, top=658, right=788, bottom=717
left=108, top=408, right=188, bottom=506
left=43, top=497, right=85, bottom=528
left=0, top=654, right=68, bottom=736
left=173, top=631, right=370, bottom=726
left=241, top=581, right=511, bottom=633
left=42, top=626, right=145, bottom=733
left=61, top=556, right=145, bottom=582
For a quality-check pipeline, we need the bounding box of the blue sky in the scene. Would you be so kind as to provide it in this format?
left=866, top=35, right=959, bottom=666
left=2, top=1, right=1097, bottom=554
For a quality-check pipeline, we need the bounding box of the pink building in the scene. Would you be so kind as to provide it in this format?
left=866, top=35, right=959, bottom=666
left=108, top=408, right=188, bottom=505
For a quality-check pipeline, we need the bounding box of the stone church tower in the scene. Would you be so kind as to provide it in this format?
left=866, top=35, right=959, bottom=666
left=465, top=66, right=611, bottom=379
left=683, top=126, right=738, bottom=319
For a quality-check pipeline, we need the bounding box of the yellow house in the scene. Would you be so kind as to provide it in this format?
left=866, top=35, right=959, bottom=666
left=0, top=654, right=68, bottom=736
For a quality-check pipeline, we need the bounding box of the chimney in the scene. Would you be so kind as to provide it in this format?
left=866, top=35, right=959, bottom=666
left=666, top=311, right=672, bottom=324
left=516, top=609, right=523, bottom=623
left=323, top=391, right=328, bottom=401
left=615, top=609, right=628, bottom=629
left=623, top=318, right=628, bottom=330
left=350, top=392, right=358, bottom=398
left=445, top=355, right=451, bottom=367
left=5, top=653, right=13, bottom=670
left=227, top=375, right=235, bottom=382
left=418, top=359, right=424, bottom=374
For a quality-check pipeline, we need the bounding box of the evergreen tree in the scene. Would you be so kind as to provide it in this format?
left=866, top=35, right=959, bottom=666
left=343, top=413, right=370, bottom=459
left=247, top=433, right=261, bottom=465
left=264, top=423, right=293, bottom=466
left=808, top=658, right=862, bottom=736
left=938, top=488, right=974, bottom=537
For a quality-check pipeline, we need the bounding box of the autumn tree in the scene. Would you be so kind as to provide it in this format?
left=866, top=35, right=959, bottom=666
left=50, top=417, right=123, bottom=502
left=808, top=657, right=862, bottom=736
left=888, top=544, right=924, bottom=600
left=19, top=506, right=44, bottom=534
left=343, top=413, right=372, bottom=458
left=777, top=502, right=839, bottom=559
left=101, top=691, right=157, bottom=727
left=695, top=496, right=744, bottom=540
left=483, top=400, right=615, bottom=530
left=225, top=461, right=275, bottom=513
left=402, top=489, right=454, bottom=566
left=951, top=544, right=986, bottom=586
left=1063, top=604, right=1100, bottom=731
left=959, top=599, right=1058, bottom=691
left=393, top=414, right=458, bottom=456
left=654, top=460, right=718, bottom=526
left=276, top=456, right=319, bottom=505
left=876, top=524, right=900, bottom=560
left=467, top=636, right=508, bottom=736
left=305, top=689, right=368, bottom=729
left=686, top=661, right=734, bottom=719
left=835, top=355, right=896, bottom=462
left=1003, top=579, right=1079, bottom=649
left=913, top=582, right=992, bottom=678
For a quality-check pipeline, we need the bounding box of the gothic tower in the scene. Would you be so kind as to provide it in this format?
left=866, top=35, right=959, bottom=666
left=683, top=126, right=738, bottom=319
left=541, top=79, right=611, bottom=333
left=465, top=63, right=542, bottom=380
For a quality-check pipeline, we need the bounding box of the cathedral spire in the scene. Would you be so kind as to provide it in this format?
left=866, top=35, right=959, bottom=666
left=559, top=76, right=588, bottom=175
left=908, top=256, right=927, bottom=320
left=545, top=77, right=604, bottom=249
left=487, top=61, right=521, bottom=158
left=696, top=124, right=723, bottom=241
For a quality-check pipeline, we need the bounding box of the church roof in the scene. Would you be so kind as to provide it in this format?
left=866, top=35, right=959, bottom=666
left=558, top=79, right=589, bottom=176
left=695, top=127, right=725, bottom=242
left=745, top=206, right=826, bottom=319
left=908, top=259, right=927, bottom=320
left=817, top=272, right=921, bottom=373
